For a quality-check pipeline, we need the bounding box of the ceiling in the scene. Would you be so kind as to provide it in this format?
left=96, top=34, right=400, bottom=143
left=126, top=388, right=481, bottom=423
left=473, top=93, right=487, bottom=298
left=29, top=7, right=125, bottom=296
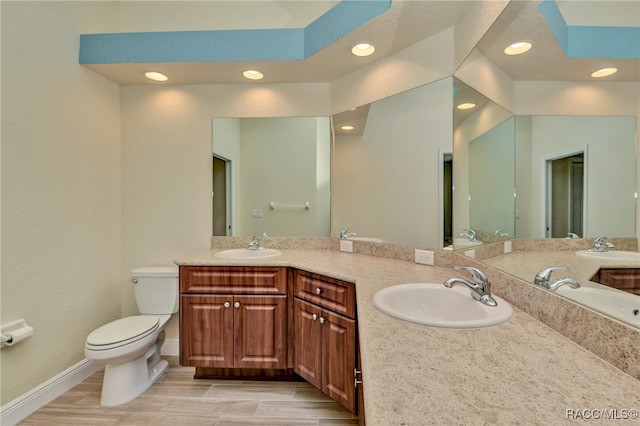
left=82, top=0, right=639, bottom=86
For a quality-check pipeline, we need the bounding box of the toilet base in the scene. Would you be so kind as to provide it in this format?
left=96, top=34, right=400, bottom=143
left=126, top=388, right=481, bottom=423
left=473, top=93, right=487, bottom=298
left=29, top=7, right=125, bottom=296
left=99, top=331, right=168, bottom=407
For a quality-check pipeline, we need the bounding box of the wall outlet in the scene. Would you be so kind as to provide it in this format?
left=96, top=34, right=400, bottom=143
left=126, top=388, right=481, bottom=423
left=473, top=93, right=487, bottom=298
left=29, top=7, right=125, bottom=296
left=340, top=240, right=353, bottom=253
left=504, top=241, right=512, bottom=253
left=414, top=249, right=434, bottom=265
left=464, top=249, right=476, bottom=259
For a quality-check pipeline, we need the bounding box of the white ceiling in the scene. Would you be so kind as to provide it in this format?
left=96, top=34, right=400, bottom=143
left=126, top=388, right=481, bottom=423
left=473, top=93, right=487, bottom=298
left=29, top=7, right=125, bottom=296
left=84, top=1, right=639, bottom=86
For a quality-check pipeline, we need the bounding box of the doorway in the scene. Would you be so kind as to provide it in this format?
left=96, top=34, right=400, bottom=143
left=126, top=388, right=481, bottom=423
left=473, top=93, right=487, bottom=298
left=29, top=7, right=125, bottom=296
left=440, top=149, right=453, bottom=248
left=545, top=151, right=585, bottom=238
left=213, top=155, right=231, bottom=236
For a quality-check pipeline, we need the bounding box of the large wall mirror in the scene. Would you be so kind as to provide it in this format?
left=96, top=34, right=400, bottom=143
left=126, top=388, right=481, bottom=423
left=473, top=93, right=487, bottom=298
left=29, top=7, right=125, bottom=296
left=212, top=117, right=331, bottom=238
left=453, top=0, right=639, bottom=328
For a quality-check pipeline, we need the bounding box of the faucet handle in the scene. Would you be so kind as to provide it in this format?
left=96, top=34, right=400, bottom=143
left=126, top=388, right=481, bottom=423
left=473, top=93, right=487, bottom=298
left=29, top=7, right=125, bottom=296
left=454, top=266, right=488, bottom=284
left=534, top=266, right=568, bottom=285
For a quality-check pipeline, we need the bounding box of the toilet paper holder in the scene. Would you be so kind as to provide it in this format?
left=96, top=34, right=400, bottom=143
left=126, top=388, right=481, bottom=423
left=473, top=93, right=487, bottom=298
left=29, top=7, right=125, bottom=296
left=1, top=319, right=34, bottom=348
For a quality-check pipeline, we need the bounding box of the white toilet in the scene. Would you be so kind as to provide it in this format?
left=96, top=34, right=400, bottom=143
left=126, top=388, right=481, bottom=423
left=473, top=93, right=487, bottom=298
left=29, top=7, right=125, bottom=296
left=85, top=266, right=179, bottom=407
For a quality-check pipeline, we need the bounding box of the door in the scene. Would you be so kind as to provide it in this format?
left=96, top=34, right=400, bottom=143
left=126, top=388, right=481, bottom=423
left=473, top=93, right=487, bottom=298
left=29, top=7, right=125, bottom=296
left=180, top=294, right=233, bottom=367
left=234, top=294, right=287, bottom=369
left=322, top=308, right=356, bottom=413
left=293, top=298, right=322, bottom=388
left=213, top=155, right=231, bottom=236
left=546, top=152, right=585, bottom=237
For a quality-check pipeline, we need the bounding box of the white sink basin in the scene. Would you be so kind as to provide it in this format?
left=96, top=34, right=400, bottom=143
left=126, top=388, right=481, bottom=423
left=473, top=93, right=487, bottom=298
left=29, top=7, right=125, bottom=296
left=214, top=248, right=281, bottom=259
left=348, top=237, right=384, bottom=243
left=373, top=283, right=513, bottom=329
left=576, top=250, right=640, bottom=261
left=555, top=286, right=640, bottom=328
left=453, top=238, right=484, bottom=249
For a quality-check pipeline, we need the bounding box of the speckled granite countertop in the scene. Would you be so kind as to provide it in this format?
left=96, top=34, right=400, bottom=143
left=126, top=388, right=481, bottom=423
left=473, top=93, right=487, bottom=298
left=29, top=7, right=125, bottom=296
left=175, top=249, right=640, bottom=425
left=483, top=250, right=640, bottom=288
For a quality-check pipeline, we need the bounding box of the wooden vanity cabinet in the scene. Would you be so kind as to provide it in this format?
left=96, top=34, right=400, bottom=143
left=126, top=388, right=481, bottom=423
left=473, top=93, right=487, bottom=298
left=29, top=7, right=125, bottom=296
left=179, top=266, right=288, bottom=371
left=293, top=270, right=357, bottom=413
left=591, top=268, right=640, bottom=296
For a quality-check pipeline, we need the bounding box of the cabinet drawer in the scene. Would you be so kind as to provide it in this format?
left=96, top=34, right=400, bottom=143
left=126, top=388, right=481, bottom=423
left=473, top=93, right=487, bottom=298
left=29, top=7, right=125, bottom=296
left=294, top=270, right=355, bottom=318
left=180, top=266, right=287, bottom=294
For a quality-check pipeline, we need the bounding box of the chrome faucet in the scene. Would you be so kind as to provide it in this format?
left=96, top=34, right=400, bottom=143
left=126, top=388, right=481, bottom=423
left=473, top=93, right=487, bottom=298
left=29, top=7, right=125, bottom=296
left=534, top=266, right=581, bottom=291
left=340, top=229, right=357, bottom=240
left=459, top=229, right=477, bottom=242
left=444, top=266, right=497, bottom=307
left=589, top=236, right=615, bottom=252
left=494, top=229, right=510, bottom=237
left=248, top=232, right=267, bottom=250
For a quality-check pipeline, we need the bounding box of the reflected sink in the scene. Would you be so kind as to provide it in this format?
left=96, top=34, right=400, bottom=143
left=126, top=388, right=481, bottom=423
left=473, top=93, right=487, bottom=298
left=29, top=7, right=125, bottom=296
left=453, top=238, right=484, bottom=249
left=373, top=283, right=513, bottom=328
left=348, top=236, right=384, bottom=243
left=576, top=250, right=640, bottom=261
left=555, top=286, right=640, bottom=328
left=214, top=248, right=281, bottom=259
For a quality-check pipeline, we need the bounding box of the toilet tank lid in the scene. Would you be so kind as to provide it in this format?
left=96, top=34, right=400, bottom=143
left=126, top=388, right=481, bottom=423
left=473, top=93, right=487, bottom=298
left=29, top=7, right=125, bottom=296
left=131, top=266, right=179, bottom=278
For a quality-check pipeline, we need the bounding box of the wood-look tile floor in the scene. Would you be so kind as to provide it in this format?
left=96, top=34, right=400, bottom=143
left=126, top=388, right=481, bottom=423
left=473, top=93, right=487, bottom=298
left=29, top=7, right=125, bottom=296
left=19, top=357, right=358, bottom=425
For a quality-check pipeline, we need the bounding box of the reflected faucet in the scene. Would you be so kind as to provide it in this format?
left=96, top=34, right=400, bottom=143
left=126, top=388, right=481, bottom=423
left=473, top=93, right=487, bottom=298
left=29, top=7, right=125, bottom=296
left=589, top=236, right=615, bottom=252
left=248, top=232, right=268, bottom=250
left=494, top=229, right=510, bottom=237
left=340, top=229, right=357, bottom=240
left=566, top=232, right=580, bottom=239
left=459, top=229, right=477, bottom=242
left=534, top=266, right=581, bottom=291
left=444, top=266, right=497, bottom=307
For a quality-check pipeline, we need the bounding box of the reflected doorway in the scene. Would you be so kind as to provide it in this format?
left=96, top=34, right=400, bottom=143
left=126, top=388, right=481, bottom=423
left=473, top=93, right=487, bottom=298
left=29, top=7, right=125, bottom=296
left=442, top=153, right=453, bottom=247
left=213, top=155, right=231, bottom=236
left=545, top=151, right=585, bottom=238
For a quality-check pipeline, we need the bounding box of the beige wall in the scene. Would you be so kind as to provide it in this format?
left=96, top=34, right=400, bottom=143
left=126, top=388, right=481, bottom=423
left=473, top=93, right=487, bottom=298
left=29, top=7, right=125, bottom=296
left=1, top=2, right=122, bottom=404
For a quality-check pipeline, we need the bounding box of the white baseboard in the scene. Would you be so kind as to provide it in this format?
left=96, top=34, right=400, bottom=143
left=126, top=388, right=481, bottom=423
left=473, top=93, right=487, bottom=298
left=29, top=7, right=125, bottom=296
left=161, top=338, right=179, bottom=357
left=0, top=358, right=102, bottom=426
left=0, top=339, right=179, bottom=425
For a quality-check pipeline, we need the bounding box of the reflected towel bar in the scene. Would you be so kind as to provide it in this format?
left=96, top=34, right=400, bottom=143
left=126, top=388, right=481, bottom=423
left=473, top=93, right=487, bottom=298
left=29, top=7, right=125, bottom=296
left=270, top=201, right=310, bottom=210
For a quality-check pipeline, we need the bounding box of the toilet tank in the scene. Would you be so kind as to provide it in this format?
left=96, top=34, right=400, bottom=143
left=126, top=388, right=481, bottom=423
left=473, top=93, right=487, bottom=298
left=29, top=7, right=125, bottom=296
left=131, top=266, right=179, bottom=315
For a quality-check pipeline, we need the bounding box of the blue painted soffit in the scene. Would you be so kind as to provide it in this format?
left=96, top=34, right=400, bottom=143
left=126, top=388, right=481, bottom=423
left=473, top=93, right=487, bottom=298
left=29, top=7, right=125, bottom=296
left=539, top=0, right=640, bottom=59
left=79, top=0, right=391, bottom=65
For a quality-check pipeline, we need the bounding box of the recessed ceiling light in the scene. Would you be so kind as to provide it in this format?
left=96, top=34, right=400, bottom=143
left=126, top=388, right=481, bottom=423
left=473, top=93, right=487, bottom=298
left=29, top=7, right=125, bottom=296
left=341, top=125, right=355, bottom=131
left=457, top=103, right=476, bottom=110
left=591, top=67, right=618, bottom=78
left=243, top=70, right=264, bottom=80
left=504, top=41, right=532, bottom=55
left=144, top=71, right=168, bottom=82
left=351, top=43, right=375, bottom=57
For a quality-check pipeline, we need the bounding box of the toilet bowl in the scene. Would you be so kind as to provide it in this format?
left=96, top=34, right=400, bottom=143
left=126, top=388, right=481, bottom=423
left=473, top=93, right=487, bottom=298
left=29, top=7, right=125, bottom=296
left=85, top=266, right=178, bottom=407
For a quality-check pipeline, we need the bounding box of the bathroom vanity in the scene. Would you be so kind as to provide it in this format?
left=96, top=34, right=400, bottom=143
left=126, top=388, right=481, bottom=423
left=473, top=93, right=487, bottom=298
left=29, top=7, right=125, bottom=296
left=178, top=264, right=360, bottom=414
left=175, top=247, right=640, bottom=425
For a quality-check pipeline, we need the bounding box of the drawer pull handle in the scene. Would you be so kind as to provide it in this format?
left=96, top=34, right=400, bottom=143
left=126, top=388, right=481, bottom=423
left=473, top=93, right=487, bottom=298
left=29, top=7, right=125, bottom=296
left=234, top=302, right=240, bottom=308
left=315, top=288, right=322, bottom=295
left=223, top=301, right=230, bottom=308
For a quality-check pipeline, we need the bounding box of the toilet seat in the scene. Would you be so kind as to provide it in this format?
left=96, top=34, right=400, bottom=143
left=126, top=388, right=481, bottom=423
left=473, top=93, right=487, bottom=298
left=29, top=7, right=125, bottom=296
left=86, top=316, right=159, bottom=351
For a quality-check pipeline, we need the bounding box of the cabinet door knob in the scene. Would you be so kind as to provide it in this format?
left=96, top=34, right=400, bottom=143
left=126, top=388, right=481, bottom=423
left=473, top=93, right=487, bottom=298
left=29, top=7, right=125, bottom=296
left=315, top=288, right=322, bottom=295
left=223, top=301, right=230, bottom=308
left=319, top=316, right=325, bottom=324
left=312, top=314, right=318, bottom=321
left=234, top=301, right=240, bottom=308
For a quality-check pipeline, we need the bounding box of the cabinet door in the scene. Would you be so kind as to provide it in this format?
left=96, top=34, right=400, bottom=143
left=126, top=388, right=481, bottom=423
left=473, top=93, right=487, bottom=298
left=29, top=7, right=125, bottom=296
left=322, top=308, right=356, bottom=413
left=180, top=294, right=233, bottom=367
left=234, top=294, right=288, bottom=369
left=293, top=298, right=322, bottom=388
